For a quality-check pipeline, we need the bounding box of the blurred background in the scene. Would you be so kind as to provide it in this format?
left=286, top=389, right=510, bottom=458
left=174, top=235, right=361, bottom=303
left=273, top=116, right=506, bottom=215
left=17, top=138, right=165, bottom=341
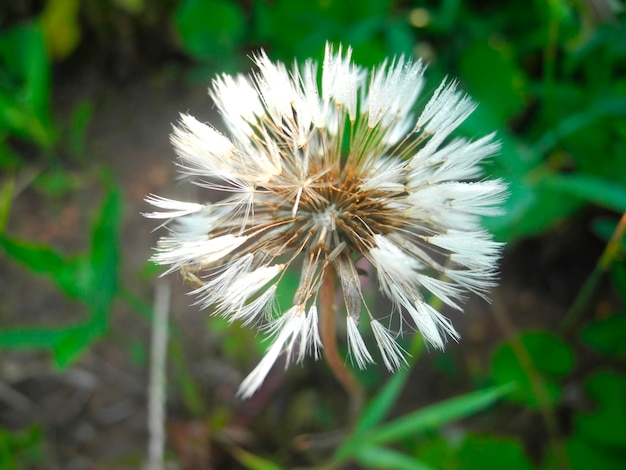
left=0, top=0, right=625, bottom=468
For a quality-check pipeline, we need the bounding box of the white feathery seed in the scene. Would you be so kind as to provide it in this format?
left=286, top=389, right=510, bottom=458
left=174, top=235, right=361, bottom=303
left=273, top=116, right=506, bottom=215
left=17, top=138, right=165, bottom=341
left=146, top=43, right=507, bottom=398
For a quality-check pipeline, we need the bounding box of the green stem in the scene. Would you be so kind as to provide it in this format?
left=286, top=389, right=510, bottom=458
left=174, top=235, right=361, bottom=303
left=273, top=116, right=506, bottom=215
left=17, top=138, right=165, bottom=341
left=561, top=211, right=626, bottom=331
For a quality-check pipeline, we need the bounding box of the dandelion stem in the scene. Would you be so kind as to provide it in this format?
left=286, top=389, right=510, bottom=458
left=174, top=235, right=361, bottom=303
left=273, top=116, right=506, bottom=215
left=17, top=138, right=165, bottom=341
left=320, top=267, right=364, bottom=418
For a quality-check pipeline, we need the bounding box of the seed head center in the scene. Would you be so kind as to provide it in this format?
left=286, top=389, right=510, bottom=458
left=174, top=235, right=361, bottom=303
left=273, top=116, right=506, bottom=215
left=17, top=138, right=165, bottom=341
left=312, top=203, right=339, bottom=231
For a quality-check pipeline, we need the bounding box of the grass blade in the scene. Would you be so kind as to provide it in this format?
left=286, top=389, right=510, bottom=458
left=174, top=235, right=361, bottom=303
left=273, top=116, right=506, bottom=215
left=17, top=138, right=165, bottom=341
left=366, top=383, right=513, bottom=446
left=228, top=446, right=282, bottom=470
left=354, top=445, right=434, bottom=470
left=336, top=336, right=424, bottom=460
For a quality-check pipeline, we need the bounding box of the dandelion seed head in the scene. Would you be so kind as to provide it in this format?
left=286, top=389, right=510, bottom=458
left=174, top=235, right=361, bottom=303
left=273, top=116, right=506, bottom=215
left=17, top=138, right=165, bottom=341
left=146, top=42, right=507, bottom=398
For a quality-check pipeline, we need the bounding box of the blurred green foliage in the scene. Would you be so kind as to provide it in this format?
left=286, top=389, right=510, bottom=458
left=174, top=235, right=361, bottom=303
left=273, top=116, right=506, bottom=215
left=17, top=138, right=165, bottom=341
left=491, top=331, right=575, bottom=408
left=416, top=434, right=535, bottom=470
left=0, top=426, right=44, bottom=470
left=175, top=0, right=246, bottom=61
left=0, top=0, right=625, bottom=468
left=0, top=21, right=56, bottom=165
left=0, top=182, right=120, bottom=368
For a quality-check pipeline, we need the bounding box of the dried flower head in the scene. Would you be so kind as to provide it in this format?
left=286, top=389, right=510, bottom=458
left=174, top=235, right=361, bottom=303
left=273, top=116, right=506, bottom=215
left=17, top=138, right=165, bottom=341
left=145, top=43, right=506, bottom=398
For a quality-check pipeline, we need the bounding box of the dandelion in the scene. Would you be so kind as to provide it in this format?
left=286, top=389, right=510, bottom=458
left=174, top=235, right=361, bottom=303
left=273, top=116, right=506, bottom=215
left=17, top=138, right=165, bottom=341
left=145, top=43, right=506, bottom=399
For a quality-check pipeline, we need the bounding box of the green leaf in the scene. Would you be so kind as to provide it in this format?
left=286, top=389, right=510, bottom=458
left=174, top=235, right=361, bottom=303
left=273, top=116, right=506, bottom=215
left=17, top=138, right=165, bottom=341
left=533, top=96, right=626, bottom=157
left=575, top=370, right=626, bottom=447
left=491, top=331, right=575, bottom=408
left=0, top=426, right=44, bottom=469
left=460, top=107, right=582, bottom=242
left=431, top=0, right=462, bottom=32
left=0, top=320, right=107, bottom=369
left=0, top=22, right=55, bottom=147
left=0, top=327, right=65, bottom=350
left=356, top=368, right=412, bottom=435
left=417, top=435, right=534, bottom=470
left=460, top=41, right=527, bottom=123
left=0, top=22, right=50, bottom=115
left=336, top=367, right=412, bottom=460
left=174, top=0, right=246, bottom=60
left=540, top=174, right=626, bottom=213
left=0, top=92, right=55, bottom=147
left=0, top=139, right=22, bottom=169
left=251, top=0, right=394, bottom=63
left=33, top=167, right=82, bottom=196
left=251, top=0, right=330, bottom=61
left=365, top=384, right=513, bottom=445
left=228, top=446, right=282, bottom=470
left=454, top=435, right=534, bottom=470
left=580, top=314, right=626, bottom=359
left=543, top=434, right=626, bottom=470
left=68, top=100, right=94, bottom=159
left=0, top=236, right=85, bottom=299
left=337, top=335, right=425, bottom=460
left=0, top=186, right=119, bottom=366
left=384, top=18, right=414, bottom=57
left=355, top=445, right=434, bottom=470
left=483, top=171, right=582, bottom=242
left=412, top=437, right=452, bottom=469
left=356, top=333, right=426, bottom=435
left=52, top=320, right=107, bottom=369
left=86, top=184, right=121, bottom=314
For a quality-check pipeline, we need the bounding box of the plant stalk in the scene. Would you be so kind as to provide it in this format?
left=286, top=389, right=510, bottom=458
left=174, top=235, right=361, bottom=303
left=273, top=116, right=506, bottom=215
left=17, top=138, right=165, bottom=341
left=561, top=211, right=626, bottom=331
left=319, top=267, right=364, bottom=419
